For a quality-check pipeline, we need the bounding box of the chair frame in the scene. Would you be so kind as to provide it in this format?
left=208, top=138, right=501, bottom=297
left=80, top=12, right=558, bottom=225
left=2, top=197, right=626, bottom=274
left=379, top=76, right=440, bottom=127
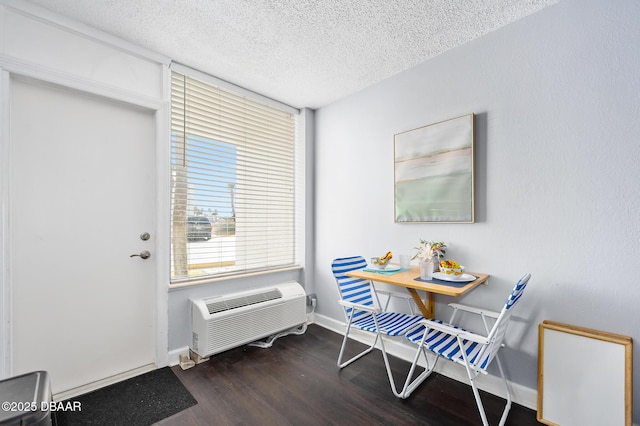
left=378, top=288, right=416, bottom=314
left=401, top=273, right=531, bottom=425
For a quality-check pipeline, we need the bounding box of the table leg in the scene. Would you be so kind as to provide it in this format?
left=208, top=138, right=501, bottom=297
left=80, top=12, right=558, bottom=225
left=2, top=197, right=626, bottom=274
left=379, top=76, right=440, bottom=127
left=407, top=289, right=435, bottom=318
left=425, top=292, right=435, bottom=318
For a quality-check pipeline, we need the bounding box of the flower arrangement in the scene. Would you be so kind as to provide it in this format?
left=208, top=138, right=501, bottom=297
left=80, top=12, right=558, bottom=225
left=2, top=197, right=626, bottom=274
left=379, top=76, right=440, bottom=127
left=412, top=239, right=447, bottom=262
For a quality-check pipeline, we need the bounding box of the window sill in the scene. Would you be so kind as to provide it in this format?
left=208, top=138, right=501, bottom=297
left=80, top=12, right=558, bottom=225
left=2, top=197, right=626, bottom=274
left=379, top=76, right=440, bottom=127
left=168, top=265, right=303, bottom=290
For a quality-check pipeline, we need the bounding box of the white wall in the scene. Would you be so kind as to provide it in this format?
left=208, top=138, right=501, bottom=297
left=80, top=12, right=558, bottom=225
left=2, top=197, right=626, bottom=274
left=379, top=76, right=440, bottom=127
left=0, top=1, right=166, bottom=100
left=314, top=0, right=640, bottom=418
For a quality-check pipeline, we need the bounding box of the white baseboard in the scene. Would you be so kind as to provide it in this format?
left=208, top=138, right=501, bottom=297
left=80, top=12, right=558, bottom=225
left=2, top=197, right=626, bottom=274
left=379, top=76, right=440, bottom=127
left=313, top=313, right=538, bottom=411
left=52, top=363, right=156, bottom=402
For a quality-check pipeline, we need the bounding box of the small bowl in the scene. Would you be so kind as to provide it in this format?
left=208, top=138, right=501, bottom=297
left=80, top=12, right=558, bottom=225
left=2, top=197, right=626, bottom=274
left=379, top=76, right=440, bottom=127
left=440, top=266, right=465, bottom=276
left=370, top=257, right=389, bottom=269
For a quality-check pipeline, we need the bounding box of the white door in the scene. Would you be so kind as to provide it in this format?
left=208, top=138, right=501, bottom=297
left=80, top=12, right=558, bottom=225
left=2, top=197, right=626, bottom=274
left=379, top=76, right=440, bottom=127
left=9, top=78, right=156, bottom=395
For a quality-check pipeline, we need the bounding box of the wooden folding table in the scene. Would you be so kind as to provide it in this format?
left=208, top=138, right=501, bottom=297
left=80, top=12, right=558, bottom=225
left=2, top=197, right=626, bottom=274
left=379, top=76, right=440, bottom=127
left=346, top=266, right=489, bottom=318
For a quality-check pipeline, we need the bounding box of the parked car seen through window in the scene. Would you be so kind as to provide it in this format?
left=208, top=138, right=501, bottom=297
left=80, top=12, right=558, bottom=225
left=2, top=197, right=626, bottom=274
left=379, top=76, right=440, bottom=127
left=187, top=216, right=212, bottom=241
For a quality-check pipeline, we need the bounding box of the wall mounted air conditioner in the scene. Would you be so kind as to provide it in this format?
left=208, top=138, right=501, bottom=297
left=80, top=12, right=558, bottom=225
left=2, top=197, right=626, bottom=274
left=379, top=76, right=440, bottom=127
left=191, top=281, right=306, bottom=357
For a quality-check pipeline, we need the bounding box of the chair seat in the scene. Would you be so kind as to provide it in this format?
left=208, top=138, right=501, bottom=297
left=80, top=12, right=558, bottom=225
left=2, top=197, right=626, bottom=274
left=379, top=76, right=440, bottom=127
left=405, top=320, right=491, bottom=370
left=353, top=312, right=424, bottom=336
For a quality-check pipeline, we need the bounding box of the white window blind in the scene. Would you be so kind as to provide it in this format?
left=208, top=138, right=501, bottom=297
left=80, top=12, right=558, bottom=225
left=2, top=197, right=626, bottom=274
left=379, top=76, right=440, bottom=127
left=170, top=71, right=296, bottom=282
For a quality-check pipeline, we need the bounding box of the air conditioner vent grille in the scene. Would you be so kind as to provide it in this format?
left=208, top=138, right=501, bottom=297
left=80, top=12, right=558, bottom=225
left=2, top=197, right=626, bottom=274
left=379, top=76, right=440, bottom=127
left=206, top=289, right=282, bottom=314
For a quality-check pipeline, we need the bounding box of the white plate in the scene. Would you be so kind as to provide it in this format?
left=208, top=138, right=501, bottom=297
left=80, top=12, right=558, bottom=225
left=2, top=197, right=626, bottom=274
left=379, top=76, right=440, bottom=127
left=432, top=272, right=476, bottom=282
left=368, top=264, right=402, bottom=272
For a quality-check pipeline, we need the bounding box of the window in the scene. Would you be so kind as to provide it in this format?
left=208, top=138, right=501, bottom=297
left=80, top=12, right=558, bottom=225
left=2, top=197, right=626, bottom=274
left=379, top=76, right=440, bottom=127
left=170, top=71, right=297, bottom=283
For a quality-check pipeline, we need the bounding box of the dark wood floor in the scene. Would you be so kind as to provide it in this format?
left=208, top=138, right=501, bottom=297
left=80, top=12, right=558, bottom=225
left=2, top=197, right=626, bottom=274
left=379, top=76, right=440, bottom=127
left=159, top=324, right=539, bottom=425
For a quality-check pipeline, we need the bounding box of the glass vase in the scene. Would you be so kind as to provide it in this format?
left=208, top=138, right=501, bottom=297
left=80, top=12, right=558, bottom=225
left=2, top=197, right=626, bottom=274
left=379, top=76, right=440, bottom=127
left=419, top=258, right=434, bottom=280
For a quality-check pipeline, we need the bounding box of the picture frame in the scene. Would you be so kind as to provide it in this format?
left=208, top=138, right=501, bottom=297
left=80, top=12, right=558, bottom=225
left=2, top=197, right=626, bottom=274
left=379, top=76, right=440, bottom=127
left=394, top=113, right=474, bottom=223
left=537, top=321, right=632, bottom=426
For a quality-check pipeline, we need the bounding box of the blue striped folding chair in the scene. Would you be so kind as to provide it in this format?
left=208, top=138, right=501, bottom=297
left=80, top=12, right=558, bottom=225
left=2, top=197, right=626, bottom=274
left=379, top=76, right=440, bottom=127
left=331, top=256, right=425, bottom=397
left=401, top=273, right=531, bottom=424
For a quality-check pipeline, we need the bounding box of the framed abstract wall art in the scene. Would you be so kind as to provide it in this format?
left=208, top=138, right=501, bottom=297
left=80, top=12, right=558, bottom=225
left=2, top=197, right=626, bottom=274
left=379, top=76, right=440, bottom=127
left=394, top=113, right=474, bottom=223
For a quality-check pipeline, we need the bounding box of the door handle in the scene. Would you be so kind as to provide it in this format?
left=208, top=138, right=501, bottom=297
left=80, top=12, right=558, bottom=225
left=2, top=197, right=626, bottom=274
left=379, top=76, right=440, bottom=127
left=130, top=250, right=151, bottom=259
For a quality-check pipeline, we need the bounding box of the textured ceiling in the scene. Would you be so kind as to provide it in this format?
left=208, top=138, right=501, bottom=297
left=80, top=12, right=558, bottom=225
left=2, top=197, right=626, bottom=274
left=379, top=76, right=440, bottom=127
left=25, top=0, right=558, bottom=109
